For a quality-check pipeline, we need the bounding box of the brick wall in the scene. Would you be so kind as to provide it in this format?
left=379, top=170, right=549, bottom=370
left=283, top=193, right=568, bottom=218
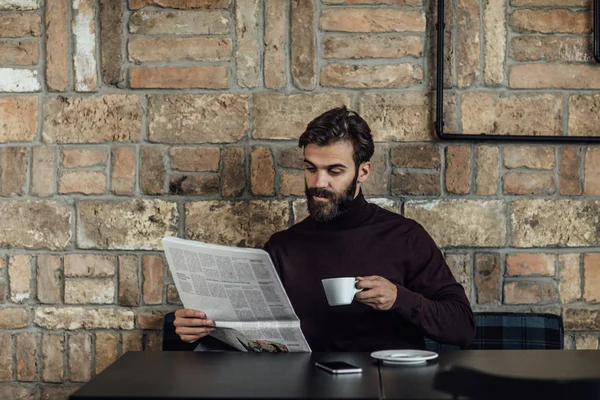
left=0, top=0, right=599, bottom=397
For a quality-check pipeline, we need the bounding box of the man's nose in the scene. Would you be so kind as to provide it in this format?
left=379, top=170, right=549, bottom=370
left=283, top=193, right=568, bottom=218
left=315, top=171, right=329, bottom=188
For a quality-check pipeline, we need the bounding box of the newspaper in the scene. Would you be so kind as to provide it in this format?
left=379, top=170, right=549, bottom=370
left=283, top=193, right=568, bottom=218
left=162, top=236, right=311, bottom=352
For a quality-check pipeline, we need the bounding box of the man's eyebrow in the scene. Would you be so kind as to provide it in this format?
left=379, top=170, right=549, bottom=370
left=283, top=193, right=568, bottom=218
left=303, top=159, right=348, bottom=169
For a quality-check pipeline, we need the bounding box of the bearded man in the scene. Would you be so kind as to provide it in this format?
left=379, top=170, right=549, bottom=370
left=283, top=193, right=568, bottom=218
left=174, top=107, right=475, bottom=351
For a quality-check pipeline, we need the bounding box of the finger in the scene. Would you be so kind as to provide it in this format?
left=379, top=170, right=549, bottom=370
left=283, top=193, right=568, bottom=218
left=356, top=279, right=381, bottom=290
left=176, top=326, right=216, bottom=336
left=356, top=276, right=381, bottom=282
left=175, top=309, right=207, bottom=319
left=174, top=318, right=215, bottom=328
left=355, top=290, right=383, bottom=301
left=180, top=334, right=209, bottom=343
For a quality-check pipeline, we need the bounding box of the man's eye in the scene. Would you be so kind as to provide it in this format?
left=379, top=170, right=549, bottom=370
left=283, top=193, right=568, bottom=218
left=305, top=167, right=316, bottom=173
left=329, top=170, right=342, bottom=176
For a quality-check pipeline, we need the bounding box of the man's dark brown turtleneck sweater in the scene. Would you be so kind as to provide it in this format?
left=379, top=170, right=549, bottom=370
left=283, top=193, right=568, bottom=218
left=264, top=192, right=475, bottom=352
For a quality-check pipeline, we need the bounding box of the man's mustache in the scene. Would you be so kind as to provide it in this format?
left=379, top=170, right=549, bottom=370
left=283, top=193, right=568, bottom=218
left=306, top=188, right=335, bottom=200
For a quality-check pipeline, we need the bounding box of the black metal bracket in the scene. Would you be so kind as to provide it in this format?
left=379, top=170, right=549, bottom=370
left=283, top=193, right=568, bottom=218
left=435, top=0, right=600, bottom=142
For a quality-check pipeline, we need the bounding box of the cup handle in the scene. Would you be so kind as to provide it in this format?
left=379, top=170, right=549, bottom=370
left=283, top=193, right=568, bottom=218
left=354, top=279, right=363, bottom=295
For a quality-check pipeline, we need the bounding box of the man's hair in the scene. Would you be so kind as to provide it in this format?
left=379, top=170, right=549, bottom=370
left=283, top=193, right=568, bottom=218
left=298, top=106, right=375, bottom=167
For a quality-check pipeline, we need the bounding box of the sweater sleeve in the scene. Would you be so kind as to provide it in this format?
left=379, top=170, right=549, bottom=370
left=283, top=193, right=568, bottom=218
left=390, top=224, right=475, bottom=347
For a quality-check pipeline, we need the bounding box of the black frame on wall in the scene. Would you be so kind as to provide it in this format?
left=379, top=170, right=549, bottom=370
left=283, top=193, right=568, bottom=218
left=435, top=0, right=600, bottom=143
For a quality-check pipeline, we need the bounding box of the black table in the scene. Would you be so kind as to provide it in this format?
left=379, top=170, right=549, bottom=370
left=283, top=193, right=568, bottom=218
left=70, top=350, right=600, bottom=399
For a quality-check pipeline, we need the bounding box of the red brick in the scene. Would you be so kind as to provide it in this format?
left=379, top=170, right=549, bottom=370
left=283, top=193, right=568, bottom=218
left=445, top=145, right=471, bottom=194
left=503, top=171, right=555, bottom=195
left=251, top=147, right=275, bottom=196
left=128, top=37, right=231, bottom=63
left=122, top=333, right=143, bottom=353
left=390, top=144, right=440, bottom=169
left=16, top=332, right=38, bottom=381
left=504, top=280, right=558, bottom=304
left=128, top=9, right=229, bottom=35
left=42, top=333, right=64, bottom=382
left=584, top=254, right=600, bottom=302
left=59, top=171, right=106, bottom=194
left=138, top=310, right=164, bottom=330
left=506, top=253, right=555, bottom=276
left=119, top=255, right=139, bottom=307
left=324, top=35, right=422, bottom=59
left=170, top=147, right=220, bottom=172
left=456, top=0, right=480, bottom=87
left=512, top=0, right=586, bottom=5
left=0, top=308, right=29, bottom=328
left=130, top=66, right=228, bottom=89
left=61, top=148, right=108, bottom=168
left=510, top=64, right=600, bottom=89
left=99, top=0, right=123, bottom=86
left=291, top=0, right=316, bottom=90
left=145, top=332, right=162, bottom=351
left=31, top=146, right=56, bottom=197
left=1, top=147, right=27, bottom=196
left=0, top=13, right=40, bottom=37
left=559, top=254, right=581, bottom=304
left=391, top=171, right=440, bottom=196
left=167, top=284, right=182, bottom=305
left=46, top=0, right=68, bottom=91
left=503, top=146, right=555, bottom=169
left=143, top=255, right=164, bottom=305
left=0, top=332, right=12, bottom=381
left=510, top=10, right=591, bottom=34
left=324, top=0, right=422, bottom=4
left=584, top=147, right=600, bottom=196
left=321, top=63, right=423, bottom=88
left=475, top=253, right=500, bottom=304
left=64, top=254, right=115, bottom=277
left=68, top=333, right=91, bottom=382
left=95, top=332, right=119, bottom=374
left=264, top=0, right=286, bottom=89
left=37, top=254, right=61, bottom=304
left=141, top=146, right=166, bottom=195
left=0, top=39, right=38, bottom=65
left=129, top=0, right=230, bottom=9
left=111, top=147, right=136, bottom=195
left=222, top=147, right=245, bottom=197
left=0, top=96, right=38, bottom=142
left=280, top=170, right=304, bottom=196
left=320, top=9, right=425, bottom=32
left=169, top=174, right=219, bottom=195
left=560, top=146, right=582, bottom=195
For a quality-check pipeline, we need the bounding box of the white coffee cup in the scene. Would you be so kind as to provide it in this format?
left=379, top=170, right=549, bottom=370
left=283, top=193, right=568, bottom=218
left=321, top=277, right=363, bottom=306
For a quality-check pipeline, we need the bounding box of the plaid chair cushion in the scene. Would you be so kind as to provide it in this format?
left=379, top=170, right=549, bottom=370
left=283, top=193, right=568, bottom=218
left=425, top=312, right=564, bottom=351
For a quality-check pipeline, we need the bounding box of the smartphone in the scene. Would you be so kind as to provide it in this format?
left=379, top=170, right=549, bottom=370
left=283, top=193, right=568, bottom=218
left=315, top=361, right=363, bottom=374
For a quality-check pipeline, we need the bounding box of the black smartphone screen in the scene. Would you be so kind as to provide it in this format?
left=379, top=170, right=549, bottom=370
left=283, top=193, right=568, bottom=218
left=315, top=361, right=363, bottom=374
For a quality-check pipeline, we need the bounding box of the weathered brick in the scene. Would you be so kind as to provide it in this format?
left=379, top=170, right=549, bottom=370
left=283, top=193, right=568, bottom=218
left=511, top=37, right=592, bottom=63
left=0, top=307, right=29, bottom=328
left=504, top=146, right=555, bottom=169
left=279, top=147, right=304, bottom=169
left=122, top=333, right=143, bottom=353
left=390, top=144, right=440, bottom=169
left=0, top=39, right=38, bottom=64
left=44, top=95, right=141, bottom=143
left=475, top=253, right=501, bottom=304
left=16, top=332, right=37, bottom=381
left=128, top=38, right=232, bottom=62
left=0, top=332, right=12, bottom=380
left=575, top=334, right=599, bottom=350
left=37, top=254, right=61, bottom=304
left=130, top=66, right=228, bottom=89
left=251, top=147, right=275, bottom=196
left=143, top=256, right=163, bottom=305
left=149, top=95, right=249, bottom=144
left=222, top=147, right=245, bottom=197
left=0, top=13, right=40, bottom=37
left=40, top=385, right=81, bottom=400
left=475, top=146, right=499, bottom=195
left=293, top=199, right=309, bottom=224
left=510, top=10, right=591, bottom=34
left=68, top=333, right=91, bottom=382
left=512, top=0, right=586, bottom=5
left=170, top=147, right=220, bottom=172
left=35, top=307, right=135, bottom=330
left=72, top=0, right=98, bottom=91
left=0, top=258, right=6, bottom=303
left=0, top=96, right=37, bottom=142
left=484, top=0, right=505, bottom=85
left=0, top=386, right=33, bottom=399
left=321, top=63, right=423, bottom=88
left=510, top=65, right=600, bottom=89
left=291, top=0, right=316, bottom=90
left=504, top=280, right=558, bottom=304
left=236, top=0, right=259, bottom=88
left=64, top=254, right=115, bottom=277
left=445, top=253, right=472, bottom=301
left=391, top=171, right=440, bottom=196
left=462, top=93, right=562, bottom=135
left=141, top=146, right=166, bottom=195
left=111, top=147, right=135, bottom=195
left=503, top=171, right=556, bottom=195
left=559, top=254, right=581, bottom=303
left=280, top=170, right=304, bottom=196
left=456, top=0, right=480, bottom=87
left=129, top=9, right=229, bottom=35
left=0, top=200, right=71, bottom=250
left=324, top=0, right=422, bottom=4
left=46, top=0, right=68, bottom=91
left=186, top=201, right=289, bottom=247
left=119, top=255, right=139, bottom=307
left=511, top=200, right=600, bottom=247
left=77, top=199, right=178, bottom=250
left=9, top=255, right=31, bottom=303
left=167, top=284, right=182, bottom=305
left=0, top=0, right=40, bottom=10
left=563, top=308, right=600, bottom=331
left=138, top=310, right=164, bottom=330
left=169, top=174, right=219, bottom=196
left=405, top=200, right=506, bottom=247
left=584, top=254, right=600, bottom=302
left=65, top=279, right=114, bottom=304
left=95, top=332, right=119, bottom=374
left=323, top=35, right=422, bottom=59
left=42, top=333, right=63, bottom=382
left=0, top=67, right=40, bottom=91
left=99, top=0, right=122, bottom=86
left=445, top=146, right=471, bottom=194
left=1, top=146, right=27, bottom=196
left=361, top=146, right=387, bottom=196
left=59, top=171, right=106, bottom=194
left=31, top=146, right=56, bottom=197
left=569, top=95, right=600, bottom=137
left=560, top=146, right=583, bottom=195
left=62, top=148, right=108, bottom=168
left=145, top=332, right=162, bottom=351
left=320, top=9, right=425, bottom=32
left=584, top=148, right=600, bottom=196
left=264, top=0, right=286, bottom=89
left=506, top=254, right=555, bottom=276
left=254, top=92, right=350, bottom=139
left=368, top=198, right=398, bottom=213
left=129, top=0, right=229, bottom=9
left=359, top=92, right=435, bottom=141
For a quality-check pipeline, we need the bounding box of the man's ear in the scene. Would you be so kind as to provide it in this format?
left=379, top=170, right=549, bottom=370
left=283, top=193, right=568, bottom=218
left=357, top=162, right=371, bottom=183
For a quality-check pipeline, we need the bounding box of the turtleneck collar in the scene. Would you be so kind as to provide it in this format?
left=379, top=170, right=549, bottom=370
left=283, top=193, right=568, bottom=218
left=311, top=190, right=373, bottom=230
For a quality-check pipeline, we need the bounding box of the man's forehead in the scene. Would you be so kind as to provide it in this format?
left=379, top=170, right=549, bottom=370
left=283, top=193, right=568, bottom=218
left=303, top=142, right=354, bottom=166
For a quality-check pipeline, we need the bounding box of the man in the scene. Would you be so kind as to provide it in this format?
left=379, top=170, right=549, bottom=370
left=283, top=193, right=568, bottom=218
left=174, top=106, right=475, bottom=351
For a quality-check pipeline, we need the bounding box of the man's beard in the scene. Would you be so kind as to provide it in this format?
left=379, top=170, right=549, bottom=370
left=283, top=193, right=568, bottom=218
left=305, top=173, right=358, bottom=223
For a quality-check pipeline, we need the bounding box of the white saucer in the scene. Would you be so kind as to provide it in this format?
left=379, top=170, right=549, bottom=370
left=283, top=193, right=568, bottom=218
left=370, top=350, right=439, bottom=365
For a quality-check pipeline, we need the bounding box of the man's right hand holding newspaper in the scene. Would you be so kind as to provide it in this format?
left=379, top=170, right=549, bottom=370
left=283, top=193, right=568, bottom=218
left=174, top=309, right=216, bottom=343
